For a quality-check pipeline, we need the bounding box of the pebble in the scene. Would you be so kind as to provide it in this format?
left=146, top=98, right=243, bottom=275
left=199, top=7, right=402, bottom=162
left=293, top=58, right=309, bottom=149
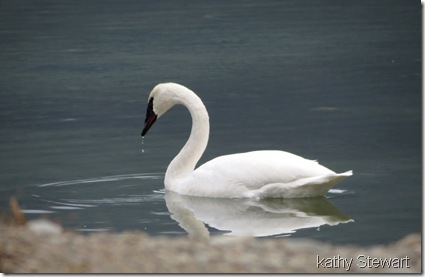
left=27, top=219, right=63, bottom=235
left=0, top=220, right=421, bottom=273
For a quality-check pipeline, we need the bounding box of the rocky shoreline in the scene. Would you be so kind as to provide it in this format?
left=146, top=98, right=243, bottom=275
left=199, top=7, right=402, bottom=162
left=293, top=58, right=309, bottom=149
left=0, top=219, right=421, bottom=273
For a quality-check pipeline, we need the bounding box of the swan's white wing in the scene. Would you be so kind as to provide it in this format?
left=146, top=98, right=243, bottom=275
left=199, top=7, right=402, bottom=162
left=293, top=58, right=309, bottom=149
left=196, top=150, right=335, bottom=188
left=183, top=150, right=352, bottom=198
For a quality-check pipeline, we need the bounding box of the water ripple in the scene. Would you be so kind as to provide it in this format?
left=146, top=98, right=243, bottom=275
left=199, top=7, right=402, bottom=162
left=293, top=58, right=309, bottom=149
left=37, top=173, right=163, bottom=187
left=26, top=173, right=165, bottom=214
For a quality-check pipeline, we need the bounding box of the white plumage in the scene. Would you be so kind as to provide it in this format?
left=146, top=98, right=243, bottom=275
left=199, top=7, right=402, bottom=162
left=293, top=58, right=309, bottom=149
left=141, top=82, right=352, bottom=199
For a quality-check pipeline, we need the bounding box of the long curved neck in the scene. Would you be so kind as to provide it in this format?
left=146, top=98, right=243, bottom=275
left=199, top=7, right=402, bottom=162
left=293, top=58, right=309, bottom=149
left=164, top=91, right=209, bottom=189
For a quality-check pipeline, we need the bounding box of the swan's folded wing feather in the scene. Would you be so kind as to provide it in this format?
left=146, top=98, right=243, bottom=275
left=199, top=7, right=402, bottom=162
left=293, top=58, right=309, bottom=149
left=250, top=171, right=352, bottom=198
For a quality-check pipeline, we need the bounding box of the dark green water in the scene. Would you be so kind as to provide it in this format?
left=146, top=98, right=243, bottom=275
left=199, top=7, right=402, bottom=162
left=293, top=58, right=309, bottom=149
left=0, top=1, right=421, bottom=245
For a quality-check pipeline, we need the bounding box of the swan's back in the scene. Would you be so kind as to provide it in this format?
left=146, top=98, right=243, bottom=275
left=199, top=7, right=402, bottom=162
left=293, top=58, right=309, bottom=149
left=178, top=150, right=352, bottom=199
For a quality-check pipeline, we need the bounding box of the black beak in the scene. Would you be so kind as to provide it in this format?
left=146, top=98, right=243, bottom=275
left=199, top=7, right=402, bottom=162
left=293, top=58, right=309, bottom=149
left=141, top=98, right=157, bottom=136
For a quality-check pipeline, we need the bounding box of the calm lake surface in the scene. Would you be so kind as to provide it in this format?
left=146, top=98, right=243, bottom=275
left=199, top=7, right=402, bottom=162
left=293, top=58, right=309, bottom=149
left=0, top=1, right=421, bottom=245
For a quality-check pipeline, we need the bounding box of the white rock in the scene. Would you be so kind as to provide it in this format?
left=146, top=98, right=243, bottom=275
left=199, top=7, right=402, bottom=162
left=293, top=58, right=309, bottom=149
left=27, top=219, right=63, bottom=235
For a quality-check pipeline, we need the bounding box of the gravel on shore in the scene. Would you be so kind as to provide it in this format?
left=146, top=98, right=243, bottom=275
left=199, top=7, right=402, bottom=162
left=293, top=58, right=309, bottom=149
left=0, top=219, right=421, bottom=273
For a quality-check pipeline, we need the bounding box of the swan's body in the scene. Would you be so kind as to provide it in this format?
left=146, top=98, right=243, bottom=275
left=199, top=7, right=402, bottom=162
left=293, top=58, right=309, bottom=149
left=142, top=82, right=352, bottom=199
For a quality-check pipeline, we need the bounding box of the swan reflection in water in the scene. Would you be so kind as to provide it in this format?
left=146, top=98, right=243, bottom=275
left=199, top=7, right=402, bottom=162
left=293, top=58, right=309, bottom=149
left=165, top=191, right=353, bottom=238
left=29, top=173, right=352, bottom=236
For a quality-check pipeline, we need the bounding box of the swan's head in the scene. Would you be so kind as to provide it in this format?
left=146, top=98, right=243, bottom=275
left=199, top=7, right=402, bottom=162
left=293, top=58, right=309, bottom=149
left=141, top=82, right=193, bottom=136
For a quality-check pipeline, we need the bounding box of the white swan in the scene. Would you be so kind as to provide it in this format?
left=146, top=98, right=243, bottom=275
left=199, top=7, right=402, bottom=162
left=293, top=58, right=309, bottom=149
left=141, top=82, right=352, bottom=199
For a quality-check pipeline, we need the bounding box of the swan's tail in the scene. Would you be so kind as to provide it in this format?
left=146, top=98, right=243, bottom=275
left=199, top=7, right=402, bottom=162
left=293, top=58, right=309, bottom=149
left=332, top=170, right=353, bottom=182
left=338, top=170, right=353, bottom=177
